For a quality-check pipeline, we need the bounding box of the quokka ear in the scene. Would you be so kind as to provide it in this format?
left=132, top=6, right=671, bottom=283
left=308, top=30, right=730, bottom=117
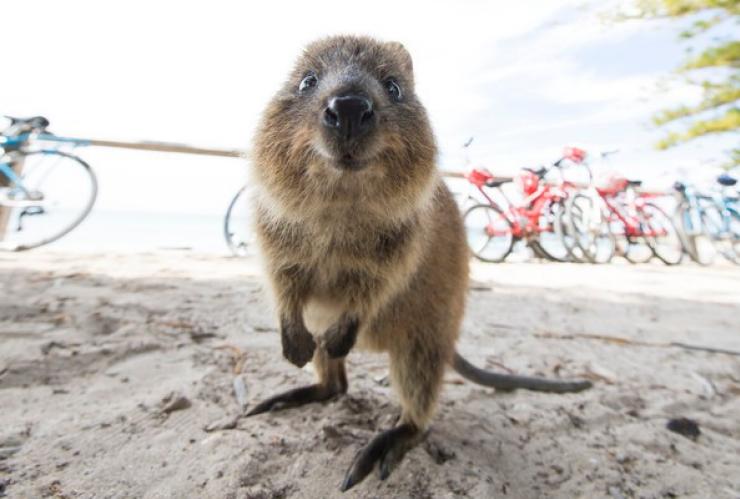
left=386, top=41, right=413, bottom=75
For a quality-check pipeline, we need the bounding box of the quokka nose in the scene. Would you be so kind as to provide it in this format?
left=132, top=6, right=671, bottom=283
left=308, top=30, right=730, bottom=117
left=323, top=95, right=374, bottom=140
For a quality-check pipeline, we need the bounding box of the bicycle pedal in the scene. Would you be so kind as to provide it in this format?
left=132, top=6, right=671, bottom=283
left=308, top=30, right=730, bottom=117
left=20, top=206, right=44, bottom=216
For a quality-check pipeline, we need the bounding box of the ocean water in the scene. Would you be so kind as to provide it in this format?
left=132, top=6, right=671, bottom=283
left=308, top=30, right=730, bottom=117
left=35, top=180, right=490, bottom=254
left=46, top=209, right=245, bottom=254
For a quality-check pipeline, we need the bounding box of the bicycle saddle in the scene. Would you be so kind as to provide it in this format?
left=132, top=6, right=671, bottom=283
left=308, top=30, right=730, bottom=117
left=485, top=177, right=513, bottom=188
left=673, top=181, right=686, bottom=192
left=4, top=115, right=50, bottom=130
left=523, top=166, right=547, bottom=178
left=627, top=179, right=642, bottom=187
left=717, top=174, right=737, bottom=187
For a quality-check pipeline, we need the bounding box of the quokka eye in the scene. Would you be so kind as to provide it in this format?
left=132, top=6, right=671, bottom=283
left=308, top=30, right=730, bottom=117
left=299, top=73, right=318, bottom=93
left=385, top=79, right=402, bottom=102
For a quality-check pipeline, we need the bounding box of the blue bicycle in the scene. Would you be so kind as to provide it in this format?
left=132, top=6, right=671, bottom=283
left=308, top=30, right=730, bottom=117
left=0, top=116, right=97, bottom=250
left=674, top=174, right=740, bottom=265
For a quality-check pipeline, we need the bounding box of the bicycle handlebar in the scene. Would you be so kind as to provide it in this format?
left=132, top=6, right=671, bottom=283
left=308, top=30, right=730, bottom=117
left=600, top=149, right=620, bottom=159
left=2, top=115, right=50, bottom=134
left=537, top=156, right=594, bottom=185
left=485, top=176, right=513, bottom=188
left=523, top=166, right=548, bottom=178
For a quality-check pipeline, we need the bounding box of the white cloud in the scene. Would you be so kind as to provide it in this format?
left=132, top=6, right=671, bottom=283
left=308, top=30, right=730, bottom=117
left=0, top=0, right=724, bottom=221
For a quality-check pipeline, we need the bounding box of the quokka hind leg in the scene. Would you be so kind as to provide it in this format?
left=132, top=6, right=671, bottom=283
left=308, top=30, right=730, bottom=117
left=246, top=348, right=347, bottom=416
left=341, top=335, right=446, bottom=491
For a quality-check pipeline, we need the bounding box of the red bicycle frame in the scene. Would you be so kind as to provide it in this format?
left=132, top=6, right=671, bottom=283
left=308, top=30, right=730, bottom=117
left=466, top=168, right=570, bottom=239
left=597, top=182, right=668, bottom=238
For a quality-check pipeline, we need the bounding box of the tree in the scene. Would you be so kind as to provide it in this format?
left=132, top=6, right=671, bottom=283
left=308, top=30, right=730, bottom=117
left=635, top=0, right=739, bottom=167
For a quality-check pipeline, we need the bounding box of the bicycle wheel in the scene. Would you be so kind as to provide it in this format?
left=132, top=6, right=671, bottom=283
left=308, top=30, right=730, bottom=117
left=567, top=194, right=615, bottom=264
left=556, top=206, right=587, bottom=263
left=676, top=203, right=715, bottom=265
left=729, top=209, right=740, bottom=263
left=463, top=203, right=514, bottom=263
left=610, top=218, right=653, bottom=263
left=0, top=150, right=97, bottom=251
left=535, top=200, right=570, bottom=262
left=223, top=185, right=253, bottom=257
left=701, top=205, right=737, bottom=264
left=528, top=239, right=550, bottom=260
left=607, top=207, right=652, bottom=264
left=640, top=203, right=683, bottom=265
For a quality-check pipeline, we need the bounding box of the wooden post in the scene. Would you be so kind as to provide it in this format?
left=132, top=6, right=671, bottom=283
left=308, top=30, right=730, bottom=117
left=85, top=139, right=246, bottom=158
left=0, top=132, right=464, bottom=242
left=441, top=170, right=466, bottom=178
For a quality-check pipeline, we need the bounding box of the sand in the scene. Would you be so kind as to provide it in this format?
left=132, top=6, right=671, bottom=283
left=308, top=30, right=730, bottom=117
left=1, top=250, right=739, bottom=499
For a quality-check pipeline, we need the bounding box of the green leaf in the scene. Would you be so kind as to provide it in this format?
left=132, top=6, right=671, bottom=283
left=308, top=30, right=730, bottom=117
left=656, top=107, right=740, bottom=148
left=653, top=80, right=740, bottom=124
left=682, top=41, right=740, bottom=69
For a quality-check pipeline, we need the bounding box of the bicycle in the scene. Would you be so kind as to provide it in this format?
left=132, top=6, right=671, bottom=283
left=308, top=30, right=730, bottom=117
left=0, top=116, right=98, bottom=251
left=462, top=156, right=577, bottom=263
left=560, top=149, right=619, bottom=264
left=674, top=174, right=740, bottom=264
left=592, top=176, right=683, bottom=265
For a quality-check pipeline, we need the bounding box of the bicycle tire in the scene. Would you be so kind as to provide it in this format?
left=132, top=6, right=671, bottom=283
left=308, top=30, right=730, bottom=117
left=567, top=194, right=615, bottom=264
left=463, top=203, right=514, bottom=263
left=676, top=203, right=714, bottom=265
left=529, top=240, right=550, bottom=260
left=3, top=150, right=97, bottom=251
left=607, top=203, right=652, bottom=264
left=701, top=205, right=738, bottom=264
left=620, top=235, right=653, bottom=264
left=640, top=203, right=683, bottom=265
left=223, top=185, right=250, bottom=257
left=535, top=200, right=570, bottom=262
left=729, top=208, right=740, bottom=264
left=556, top=207, right=587, bottom=263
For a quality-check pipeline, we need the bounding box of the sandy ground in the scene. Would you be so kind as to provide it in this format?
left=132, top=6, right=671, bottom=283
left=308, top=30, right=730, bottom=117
left=1, top=251, right=739, bottom=499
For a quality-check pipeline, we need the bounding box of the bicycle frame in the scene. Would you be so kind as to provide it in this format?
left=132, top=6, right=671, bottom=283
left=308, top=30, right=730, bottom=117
left=677, top=183, right=739, bottom=234
left=599, top=188, right=668, bottom=238
left=1, top=133, right=90, bottom=194
left=678, top=184, right=705, bottom=237
left=0, top=161, right=24, bottom=187
left=708, top=191, right=740, bottom=234
left=0, top=132, right=90, bottom=150
left=473, top=179, right=568, bottom=239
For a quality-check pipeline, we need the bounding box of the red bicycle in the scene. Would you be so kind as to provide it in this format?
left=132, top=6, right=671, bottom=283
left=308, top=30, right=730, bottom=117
left=463, top=159, right=575, bottom=262
left=570, top=173, right=683, bottom=265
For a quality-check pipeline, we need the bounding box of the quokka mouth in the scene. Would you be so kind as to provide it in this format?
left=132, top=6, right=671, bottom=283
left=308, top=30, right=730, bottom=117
left=336, top=153, right=367, bottom=171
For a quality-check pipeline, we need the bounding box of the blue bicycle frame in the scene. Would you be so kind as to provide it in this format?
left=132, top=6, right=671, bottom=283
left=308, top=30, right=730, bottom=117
left=0, top=132, right=91, bottom=150
left=715, top=192, right=740, bottom=232
left=680, top=184, right=705, bottom=237
left=681, top=185, right=740, bottom=245
left=0, top=133, right=91, bottom=194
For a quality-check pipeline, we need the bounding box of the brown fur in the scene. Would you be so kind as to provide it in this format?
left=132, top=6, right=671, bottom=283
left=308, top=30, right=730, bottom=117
left=248, top=35, right=590, bottom=489
left=252, top=35, right=467, bottom=432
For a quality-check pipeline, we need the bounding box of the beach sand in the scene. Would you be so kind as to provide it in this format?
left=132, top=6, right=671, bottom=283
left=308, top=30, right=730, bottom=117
left=1, top=251, right=738, bottom=498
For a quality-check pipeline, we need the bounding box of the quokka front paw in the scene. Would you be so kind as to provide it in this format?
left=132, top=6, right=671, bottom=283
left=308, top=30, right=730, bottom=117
left=281, top=320, right=316, bottom=368
left=323, top=315, right=359, bottom=358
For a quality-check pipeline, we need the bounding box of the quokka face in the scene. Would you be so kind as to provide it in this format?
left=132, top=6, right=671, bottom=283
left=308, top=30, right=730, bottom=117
left=253, top=36, right=438, bottom=213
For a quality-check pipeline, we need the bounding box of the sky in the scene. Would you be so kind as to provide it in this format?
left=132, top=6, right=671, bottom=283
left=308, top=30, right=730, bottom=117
left=1, top=0, right=736, bottom=249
